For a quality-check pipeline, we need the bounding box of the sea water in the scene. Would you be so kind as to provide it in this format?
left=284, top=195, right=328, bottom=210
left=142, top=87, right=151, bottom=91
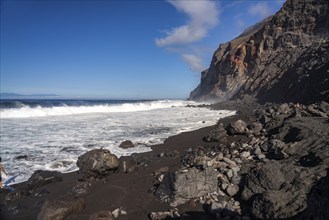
left=0, top=99, right=235, bottom=184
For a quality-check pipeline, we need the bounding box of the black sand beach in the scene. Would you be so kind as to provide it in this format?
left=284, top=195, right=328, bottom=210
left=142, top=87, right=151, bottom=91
left=1, top=100, right=329, bottom=220
left=0, top=111, right=243, bottom=220
left=1, top=0, right=329, bottom=218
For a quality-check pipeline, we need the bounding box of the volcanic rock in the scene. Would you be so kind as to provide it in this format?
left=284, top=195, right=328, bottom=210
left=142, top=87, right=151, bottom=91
left=190, top=0, right=329, bottom=104
left=242, top=161, right=285, bottom=201
left=37, top=196, right=85, bottom=220
left=118, top=156, right=137, bottom=173
left=226, top=184, right=239, bottom=197
left=226, top=119, right=248, bottom=135
left=204, top=123, right=228, bottom=142
left=27, top=170, right=63, bottom=190
left=118, top=140, right=134, bottom=149
left=247, top=122, right=263, bottom=135
left=155, top=167, right=218, bottom=206
left=77, top=149, right=119, bottom=179
left=15, top=155, right=28, bottom=160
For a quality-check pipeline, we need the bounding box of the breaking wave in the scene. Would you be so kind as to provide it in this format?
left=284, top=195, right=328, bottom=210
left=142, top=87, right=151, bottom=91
left=0, top=100, right=189, bottom=118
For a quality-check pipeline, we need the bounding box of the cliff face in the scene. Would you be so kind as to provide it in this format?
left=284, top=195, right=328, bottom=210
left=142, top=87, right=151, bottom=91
left=190, top=0, right=329, bottom=104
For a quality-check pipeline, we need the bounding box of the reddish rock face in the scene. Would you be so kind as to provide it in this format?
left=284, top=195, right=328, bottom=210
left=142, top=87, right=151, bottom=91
left=190, top=0, right=329, bottom=104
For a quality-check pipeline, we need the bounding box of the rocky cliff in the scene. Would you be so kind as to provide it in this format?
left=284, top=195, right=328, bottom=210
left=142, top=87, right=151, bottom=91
left=190, top=0, right=329, bottom=104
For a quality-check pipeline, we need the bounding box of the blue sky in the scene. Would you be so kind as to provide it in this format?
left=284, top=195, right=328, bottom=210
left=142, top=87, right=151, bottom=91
left=1, top=0, right=284, bottom=99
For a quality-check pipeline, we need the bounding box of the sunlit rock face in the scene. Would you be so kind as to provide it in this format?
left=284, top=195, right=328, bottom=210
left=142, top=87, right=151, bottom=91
left=190, top=0, right=329, bottom=104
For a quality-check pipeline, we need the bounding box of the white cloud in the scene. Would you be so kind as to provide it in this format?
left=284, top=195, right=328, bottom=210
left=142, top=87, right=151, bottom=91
left=182, top=53, right=205, bottom=72
left=248, top=2, right=271, bottom=18
left=155, top=0, right=219, bottom=47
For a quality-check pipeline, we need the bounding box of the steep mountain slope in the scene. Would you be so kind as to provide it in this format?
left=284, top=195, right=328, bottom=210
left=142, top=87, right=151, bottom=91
left=190, top=0, right=329, bottom=104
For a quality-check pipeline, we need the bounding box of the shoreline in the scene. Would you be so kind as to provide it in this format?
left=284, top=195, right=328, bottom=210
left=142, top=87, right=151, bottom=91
left=1, top=106, right=236, bottom=186
left=0, top=110, right=242, bottom=220
left=0, top=100, right=233, bottom=185
left=1, top=100, right=328, bottom=220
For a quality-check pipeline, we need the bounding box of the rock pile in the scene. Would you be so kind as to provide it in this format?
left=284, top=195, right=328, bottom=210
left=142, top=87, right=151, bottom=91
left=152, top=101, right=329, bottom=219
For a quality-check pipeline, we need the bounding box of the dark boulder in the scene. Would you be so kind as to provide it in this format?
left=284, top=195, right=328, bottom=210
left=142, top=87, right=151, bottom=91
left=118, top=156, right=137, bottom=173
left=155, top=167, right=218, bottom=206
left=226, top=119, right=248, bottom=135
left=27, top=170, right=63, bottom=190
left=267, top=139, right=288, bottom=159
left=37, top=196, right=85, bottom=220
left=118, top=140, right=134, bottom=149
left=242, top=161, right=285, bottom=201
left=318, top=101, right=329, bottom=115
left=306, top=105, right=328, bottom=117
left=77, top=149, right=119, bottom=179
left=248, top=122, right=263, bottom=135
left=204, top=123, right=227, bottom=142
left=15, top=155, right=28, bottom=160
left=69, top=179, right=94, bottom=196
left=277, top=103, right=292, bottom=115
left=298, top=170, right=329, bottom=219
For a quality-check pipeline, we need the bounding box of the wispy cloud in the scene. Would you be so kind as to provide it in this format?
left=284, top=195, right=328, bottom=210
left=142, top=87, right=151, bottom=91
left=181, top=53, right=205, bottom=72
left=155, top=0, right=219, bottom=47
left=248, top=2, right=271, bottom=18
left=155, top=0, right=220, bottom=72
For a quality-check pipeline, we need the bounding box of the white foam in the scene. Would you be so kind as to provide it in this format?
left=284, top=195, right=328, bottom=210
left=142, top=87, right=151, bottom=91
left=0, top=100, right=236, bottom=184
left=0, top=100, right=187, bottom=118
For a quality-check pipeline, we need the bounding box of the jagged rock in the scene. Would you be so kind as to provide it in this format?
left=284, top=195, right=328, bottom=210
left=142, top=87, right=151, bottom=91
left=268, top=139, right=287, bottom=159
left=155, top=167, right=218, bottom=206
left=149, top=208, right=180, bottom=220
left=299, top=170, right=329, bottom=219
left=247, top=122, right=263, bottom=135
left=250, top=146, right=262, bottom=156
left=190, top=0, right=329, bottom=104
left=111, top=207, right=127, bottom=218
left=195, top=155, right=212, bottom=168
left=226, top=184, right=239, bottom=197
left=306, top=105, right=328, bottom=117
left=69, top=180, right=93, bottom=196
left=265, top=114, right=287, bottom=132
left=250, top=190, right=309, bottom=219
left=204, top=123, right=228, bottom=142
left=118, top=156, right=137, bottom=173
left=259, top=114, right=271, bottom=125
left=242, top=161, right=285, bottom=201
left=4, top=187, right=30, bottom=203
left=277, top=103, right=291, bottom=115
left=118, top=140, right=134, bottom=149
left=27, top=170, right=63, bottom=190
left=318, top=101, right=329, bottom=115
left=15, top=155, right=28, bottom=160
left=240, top=151, right=250, bottom=159
left=210, top=202, right=223, bottom=213
left=77, top=149, right=119, bottom=179
left=37, top=196, right=85, bottom=220
left=226, top=120, right=248, bottom=135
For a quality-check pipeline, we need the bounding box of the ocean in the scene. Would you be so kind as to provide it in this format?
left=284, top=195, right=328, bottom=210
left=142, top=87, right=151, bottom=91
left=0, top=99, right=235, bottom=184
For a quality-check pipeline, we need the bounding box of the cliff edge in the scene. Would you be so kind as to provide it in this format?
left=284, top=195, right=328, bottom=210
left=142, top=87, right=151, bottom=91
left=190, top=0, right=329, bottom=104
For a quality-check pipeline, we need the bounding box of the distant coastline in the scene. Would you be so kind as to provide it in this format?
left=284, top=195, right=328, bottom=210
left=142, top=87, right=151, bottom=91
left=0, top=93, right=60, bottom=99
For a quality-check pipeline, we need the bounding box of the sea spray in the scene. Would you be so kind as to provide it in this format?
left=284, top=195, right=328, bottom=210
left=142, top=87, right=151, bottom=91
left=0, top=100, right=235, bottom=184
